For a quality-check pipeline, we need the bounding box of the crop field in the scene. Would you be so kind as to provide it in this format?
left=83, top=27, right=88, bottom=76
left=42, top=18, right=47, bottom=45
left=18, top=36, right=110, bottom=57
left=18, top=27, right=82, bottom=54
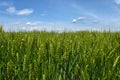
left=0, top=27, right=120, bottom=80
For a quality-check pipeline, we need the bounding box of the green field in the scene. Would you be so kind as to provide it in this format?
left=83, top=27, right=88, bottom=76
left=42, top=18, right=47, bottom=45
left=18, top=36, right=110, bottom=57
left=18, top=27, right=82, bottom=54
left=0, top=27, right=120, bottom=80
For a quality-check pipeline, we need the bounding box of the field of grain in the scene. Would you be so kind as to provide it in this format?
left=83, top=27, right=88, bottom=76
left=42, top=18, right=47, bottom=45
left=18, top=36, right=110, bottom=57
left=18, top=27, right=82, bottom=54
left=0, top=27, right=120, bottom=80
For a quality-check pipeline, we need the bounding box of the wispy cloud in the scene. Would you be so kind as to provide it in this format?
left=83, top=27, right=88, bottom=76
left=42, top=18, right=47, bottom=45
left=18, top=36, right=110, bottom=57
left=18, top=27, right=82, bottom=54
left=92, top=20, right=99, bottom=24
left=114, top=0, right=120, bottom=4
left=6, top=6, right=33, bottom=15
left=86, top=12, right=99, bottom=19
left=0, top=2, right=13, bottom=7
left=71, top=3, right=99, bottom=19
left=72, top=17, right=86, bottom=23
left=6, top=6, right=16, bottom=13
left=40, top=11, right=47, bottom=16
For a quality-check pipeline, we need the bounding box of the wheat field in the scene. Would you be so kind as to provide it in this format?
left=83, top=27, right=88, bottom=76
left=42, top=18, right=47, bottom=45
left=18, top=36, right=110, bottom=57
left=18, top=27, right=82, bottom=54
left=0, top=27, right=120, bottom=80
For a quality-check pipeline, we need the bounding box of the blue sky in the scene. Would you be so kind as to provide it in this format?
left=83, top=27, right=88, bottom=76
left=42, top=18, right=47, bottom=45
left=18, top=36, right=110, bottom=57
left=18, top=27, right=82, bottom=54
left=0, top=0, right=120, bottom=31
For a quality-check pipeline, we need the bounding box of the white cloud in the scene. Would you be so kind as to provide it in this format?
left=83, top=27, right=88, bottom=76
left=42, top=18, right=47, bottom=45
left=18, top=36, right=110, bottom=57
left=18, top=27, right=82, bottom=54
left=1, top=2, right=33, bottom=15
left=16, top=9, right=33, bottom=15
left=115, top=0, right=120, bottom=4
left=26, top=22, right=31, bottom=25
left=72, top=19, right=78, bottom=23
left=26, top=22, right=38, bottom=26
left=72, top=17, right=86, bottom=23
left=78, top=17, right=86, bottom=20
left=6, top=6, right=33, bottom=15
